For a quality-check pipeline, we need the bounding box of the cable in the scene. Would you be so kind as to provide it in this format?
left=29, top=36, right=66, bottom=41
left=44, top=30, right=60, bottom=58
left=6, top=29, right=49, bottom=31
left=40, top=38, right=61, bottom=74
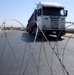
left=38, top=42, right=42, bottom=75
left=22, top=53, right=38, bottom=75
left=1, top=19, right=74, bottom=75
left=3, top=21, right=20, bottom=75
left=62, top=22, right=74, bottom=63
left=20, top=42, right=27, bottom=75
left=0, top=36, right=6, bottom=67
left=1, top=19, right=27, bottom=75
left=62, top=33, right=74, bottom=63
left=20, top=24, right=39, bottom=75
left=37, top=25, right=69, bottom=75
left=22, top=54, right=30, bottom=75
left=43, top=40, right=53, bottom=75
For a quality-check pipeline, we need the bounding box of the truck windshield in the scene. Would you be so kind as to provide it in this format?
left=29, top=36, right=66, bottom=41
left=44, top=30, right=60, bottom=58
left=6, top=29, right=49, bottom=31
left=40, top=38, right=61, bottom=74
left=43, top=7, right=64, bottom=16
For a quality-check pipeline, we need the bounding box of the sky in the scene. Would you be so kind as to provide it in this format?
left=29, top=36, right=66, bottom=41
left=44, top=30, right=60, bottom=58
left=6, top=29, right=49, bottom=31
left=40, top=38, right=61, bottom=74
left=0, top=0, right=74, bottom=28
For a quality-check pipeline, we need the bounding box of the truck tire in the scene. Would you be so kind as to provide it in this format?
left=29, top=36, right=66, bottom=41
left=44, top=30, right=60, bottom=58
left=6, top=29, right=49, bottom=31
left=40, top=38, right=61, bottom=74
left=33, top=27, right=37, bottom=35
left=33, top=27, right=42, bottom=38
left=29, top=28, right=32, bottom=33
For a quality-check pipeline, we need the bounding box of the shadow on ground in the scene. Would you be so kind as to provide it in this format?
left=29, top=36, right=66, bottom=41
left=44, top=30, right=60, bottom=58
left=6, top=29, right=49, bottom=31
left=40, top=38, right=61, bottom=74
left=21, top=32, right=64, bottom=42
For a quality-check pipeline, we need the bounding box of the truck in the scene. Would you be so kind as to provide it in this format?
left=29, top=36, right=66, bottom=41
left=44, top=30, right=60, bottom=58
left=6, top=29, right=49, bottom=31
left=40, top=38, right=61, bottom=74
left=26, top=2, right=68, bottom=38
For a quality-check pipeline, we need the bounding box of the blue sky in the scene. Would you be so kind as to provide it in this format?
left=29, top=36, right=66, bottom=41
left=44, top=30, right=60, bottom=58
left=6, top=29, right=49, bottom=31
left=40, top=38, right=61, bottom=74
left=0, top=0, right=74, bottom=27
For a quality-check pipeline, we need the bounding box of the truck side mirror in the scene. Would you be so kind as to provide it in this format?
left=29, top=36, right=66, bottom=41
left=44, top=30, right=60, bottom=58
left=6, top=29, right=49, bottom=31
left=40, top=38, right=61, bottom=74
left=64, top=10, right=68, bottom=16
left=37, top=9, right=41, bottom=16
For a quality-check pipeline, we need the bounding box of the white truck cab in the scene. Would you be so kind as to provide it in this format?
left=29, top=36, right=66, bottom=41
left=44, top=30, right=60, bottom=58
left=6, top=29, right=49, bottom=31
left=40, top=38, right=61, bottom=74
left=26, top=2, right=68, bottom=38
left=36, top=2, right=67, bottom=37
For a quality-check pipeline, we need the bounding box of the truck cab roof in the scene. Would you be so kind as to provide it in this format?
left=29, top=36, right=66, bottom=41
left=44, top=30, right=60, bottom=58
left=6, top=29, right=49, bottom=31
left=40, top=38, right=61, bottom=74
left=37, top=2, right=64, bottom=9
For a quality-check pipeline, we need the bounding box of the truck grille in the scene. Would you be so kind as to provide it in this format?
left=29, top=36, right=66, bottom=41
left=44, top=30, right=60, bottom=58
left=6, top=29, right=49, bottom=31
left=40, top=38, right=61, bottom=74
left=51, top=18, right=59, bottom=29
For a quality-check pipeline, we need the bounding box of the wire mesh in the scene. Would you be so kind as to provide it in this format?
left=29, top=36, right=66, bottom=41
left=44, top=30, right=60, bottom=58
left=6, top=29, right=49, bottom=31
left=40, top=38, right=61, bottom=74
left=0, top=19, right=74, bottom=75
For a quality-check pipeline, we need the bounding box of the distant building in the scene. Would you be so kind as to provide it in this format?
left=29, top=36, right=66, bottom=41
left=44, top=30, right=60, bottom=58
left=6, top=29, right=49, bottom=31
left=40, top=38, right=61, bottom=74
left=1, top=27, right=21, bottom=30
left=20, top=27, right=25, bottom=31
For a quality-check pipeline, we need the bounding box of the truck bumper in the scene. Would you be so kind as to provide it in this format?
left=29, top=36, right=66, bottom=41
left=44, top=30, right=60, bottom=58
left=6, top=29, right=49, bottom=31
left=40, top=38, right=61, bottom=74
left=38, top=29, right=66, bottom=36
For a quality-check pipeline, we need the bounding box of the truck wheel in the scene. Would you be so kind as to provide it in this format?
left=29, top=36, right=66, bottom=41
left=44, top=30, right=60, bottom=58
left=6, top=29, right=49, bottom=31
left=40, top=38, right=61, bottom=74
left=29, top=28, right=32, bottom=33
left=29, top=31, right=32, bottom=34
left=33, top=27, right=37, bottom=35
